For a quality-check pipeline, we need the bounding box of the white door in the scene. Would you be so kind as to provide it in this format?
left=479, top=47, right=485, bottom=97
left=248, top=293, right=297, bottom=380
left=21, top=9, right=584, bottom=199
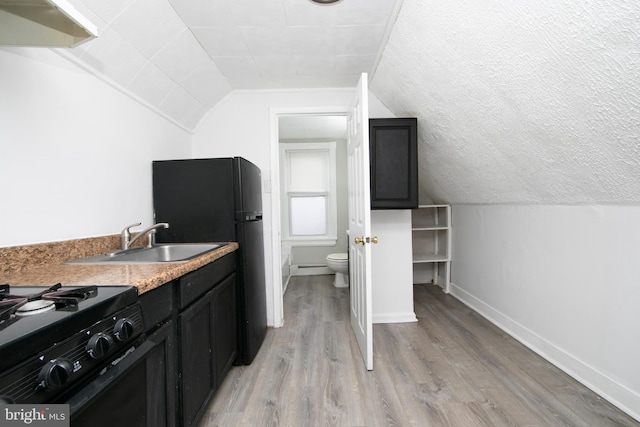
left=347, top=73, right=373, bottom=370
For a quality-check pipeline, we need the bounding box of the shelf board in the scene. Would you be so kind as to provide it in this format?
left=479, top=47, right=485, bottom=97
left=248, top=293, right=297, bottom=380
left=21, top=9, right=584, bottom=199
left=412, top=226, right=448, bottom=231
left=412, top=254, right=449, bottom=263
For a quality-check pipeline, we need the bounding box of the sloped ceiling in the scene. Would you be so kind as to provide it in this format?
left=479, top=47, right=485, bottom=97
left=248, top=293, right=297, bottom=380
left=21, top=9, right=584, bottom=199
left=55, top=0, right=400, bottom=131
left=371, top=0, right=640, bottom=204
left=16, top=0, right=638, bottom=205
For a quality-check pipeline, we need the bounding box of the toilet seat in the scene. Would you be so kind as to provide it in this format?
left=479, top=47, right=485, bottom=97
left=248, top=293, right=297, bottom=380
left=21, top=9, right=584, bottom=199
left=327, top=253, right=348, bottom=262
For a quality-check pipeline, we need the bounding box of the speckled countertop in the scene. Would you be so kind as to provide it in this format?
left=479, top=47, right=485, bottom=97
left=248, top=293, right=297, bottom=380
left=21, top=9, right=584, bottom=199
left=0, top=239, right=239, bottom=295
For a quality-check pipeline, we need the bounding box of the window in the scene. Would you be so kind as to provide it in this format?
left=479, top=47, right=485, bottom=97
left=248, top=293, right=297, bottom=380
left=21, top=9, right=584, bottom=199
left=280, top=142, right=337, bottom=246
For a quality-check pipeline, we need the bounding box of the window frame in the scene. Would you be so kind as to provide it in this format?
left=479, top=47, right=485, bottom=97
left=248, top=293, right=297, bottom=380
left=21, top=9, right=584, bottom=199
left=280, top=141, right=337, bottom=246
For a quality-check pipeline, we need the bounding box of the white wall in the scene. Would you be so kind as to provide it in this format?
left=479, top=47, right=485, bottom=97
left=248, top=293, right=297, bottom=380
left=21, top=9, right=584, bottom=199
left=451, top=204, right=640, bottom=420
left=192, top=88, right=393, bottom=327
left=371, top=210, right=416, bottom=324
left=0, top=48, right=191, bottom=247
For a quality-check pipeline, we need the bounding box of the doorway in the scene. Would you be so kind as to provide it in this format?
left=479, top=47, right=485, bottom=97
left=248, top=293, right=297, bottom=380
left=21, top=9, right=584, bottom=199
left=278, top=115, right=348, bottom=291
left=268, top=74, right=372, bottom=369
left=269, top=108, right=348, bottom=327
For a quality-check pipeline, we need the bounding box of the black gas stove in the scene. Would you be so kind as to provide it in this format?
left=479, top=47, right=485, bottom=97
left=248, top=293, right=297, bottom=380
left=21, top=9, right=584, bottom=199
left=0, top=283, right=144, bottom=404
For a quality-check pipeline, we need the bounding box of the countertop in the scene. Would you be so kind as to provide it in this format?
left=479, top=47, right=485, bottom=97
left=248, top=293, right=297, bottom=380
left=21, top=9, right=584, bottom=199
left=0, top=242, right=239, bottom=295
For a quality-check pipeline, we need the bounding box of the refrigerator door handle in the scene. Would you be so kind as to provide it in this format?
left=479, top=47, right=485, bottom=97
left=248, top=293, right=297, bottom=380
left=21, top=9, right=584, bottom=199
left=240, top=214, right=262, bottom=221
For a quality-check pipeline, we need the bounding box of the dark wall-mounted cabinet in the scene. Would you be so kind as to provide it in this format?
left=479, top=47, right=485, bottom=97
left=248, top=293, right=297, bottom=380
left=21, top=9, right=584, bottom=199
left=369, top=118, right=418, bottom=209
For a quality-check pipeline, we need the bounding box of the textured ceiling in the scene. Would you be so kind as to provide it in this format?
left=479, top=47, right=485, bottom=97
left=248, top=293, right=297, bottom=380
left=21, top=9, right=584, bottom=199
left=58, top=0, right=401, bottom=131
left=36, top=0, right=640, bottom=205
left=371, top=0, right=640, bottom=204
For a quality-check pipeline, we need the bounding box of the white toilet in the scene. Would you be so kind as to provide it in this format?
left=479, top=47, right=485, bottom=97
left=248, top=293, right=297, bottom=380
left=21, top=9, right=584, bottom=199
left=326, top=253, right=349, bottom=288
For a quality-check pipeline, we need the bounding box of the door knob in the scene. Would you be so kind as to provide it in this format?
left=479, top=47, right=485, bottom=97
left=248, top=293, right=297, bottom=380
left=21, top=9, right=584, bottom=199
left=354, top=236, right=378, bottom=245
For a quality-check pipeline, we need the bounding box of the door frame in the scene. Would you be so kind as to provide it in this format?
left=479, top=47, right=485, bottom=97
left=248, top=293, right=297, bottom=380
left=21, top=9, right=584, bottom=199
left=269, top=106, right=349, bottom=327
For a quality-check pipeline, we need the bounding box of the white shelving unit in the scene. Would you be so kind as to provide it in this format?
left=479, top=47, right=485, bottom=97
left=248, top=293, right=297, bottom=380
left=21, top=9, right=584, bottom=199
left=411, top=205, right=451, bottom=292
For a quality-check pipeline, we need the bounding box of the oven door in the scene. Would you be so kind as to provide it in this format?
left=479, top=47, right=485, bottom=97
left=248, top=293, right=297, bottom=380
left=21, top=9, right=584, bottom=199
left=67, top=321, right=175, bottom=427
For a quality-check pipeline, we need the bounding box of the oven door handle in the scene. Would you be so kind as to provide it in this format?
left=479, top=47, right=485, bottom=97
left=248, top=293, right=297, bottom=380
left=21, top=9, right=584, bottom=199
left=66, top=339, right=155, bottom=413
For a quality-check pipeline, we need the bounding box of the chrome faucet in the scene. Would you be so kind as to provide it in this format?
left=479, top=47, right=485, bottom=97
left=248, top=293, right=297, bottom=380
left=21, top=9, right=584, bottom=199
left=121, top=222, right=169, bottom=250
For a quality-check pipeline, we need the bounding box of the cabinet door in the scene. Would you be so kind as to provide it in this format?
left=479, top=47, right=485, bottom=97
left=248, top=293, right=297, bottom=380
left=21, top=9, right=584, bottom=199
left=179, top=290, right=215, bottom=427
left=178, top=273, right=238, bottom=427
left=369, top=118, right=418, bottom=209
left=212, top=274, right=237, bottom=388
left=146, top=321, right=177, bottom=427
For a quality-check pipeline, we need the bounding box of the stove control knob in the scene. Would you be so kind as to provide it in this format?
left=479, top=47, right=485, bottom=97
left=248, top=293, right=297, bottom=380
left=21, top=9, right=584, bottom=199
left=87, top=333, right=113, bottom=359
left=38, top=359, right=73, bottom=390
left=114, top=318, right=135, bottom=342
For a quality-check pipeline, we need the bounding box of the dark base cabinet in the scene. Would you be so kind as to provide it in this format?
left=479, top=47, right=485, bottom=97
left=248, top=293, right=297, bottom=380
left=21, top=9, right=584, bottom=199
left=138, top=252, right=237, bottom=427
left=369, top=118, right=418, bottom=209
left=177, top=255, right=237, bottom=427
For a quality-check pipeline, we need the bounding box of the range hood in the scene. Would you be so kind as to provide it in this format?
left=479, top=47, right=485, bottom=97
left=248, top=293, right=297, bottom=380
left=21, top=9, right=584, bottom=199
left=0, top=0, right=97, bottom=47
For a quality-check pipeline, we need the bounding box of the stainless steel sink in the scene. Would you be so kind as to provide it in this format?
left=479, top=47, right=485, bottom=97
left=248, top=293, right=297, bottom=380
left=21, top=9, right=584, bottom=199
left=66, top=243, right=223, bottom=264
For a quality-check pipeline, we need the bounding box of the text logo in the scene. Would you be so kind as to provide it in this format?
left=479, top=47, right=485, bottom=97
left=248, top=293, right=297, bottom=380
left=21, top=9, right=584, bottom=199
left=1, top=405, right=69, bottom=426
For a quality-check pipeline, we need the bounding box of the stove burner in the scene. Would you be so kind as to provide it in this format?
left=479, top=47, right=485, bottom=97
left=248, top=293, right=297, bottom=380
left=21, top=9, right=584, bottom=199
left=0, top=283, right=98, bottom=323
left=16, top=299, right=56, bottom=316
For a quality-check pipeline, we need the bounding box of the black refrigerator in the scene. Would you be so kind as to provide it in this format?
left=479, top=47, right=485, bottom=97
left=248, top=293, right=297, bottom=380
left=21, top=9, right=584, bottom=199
left=152, top=157, right=267, bottom=365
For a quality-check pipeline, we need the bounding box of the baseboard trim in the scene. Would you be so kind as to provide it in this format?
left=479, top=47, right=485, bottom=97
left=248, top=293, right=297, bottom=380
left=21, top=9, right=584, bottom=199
left=373, top=312, right=418, bottom=324
left=449, top=282, right=640, bottom=422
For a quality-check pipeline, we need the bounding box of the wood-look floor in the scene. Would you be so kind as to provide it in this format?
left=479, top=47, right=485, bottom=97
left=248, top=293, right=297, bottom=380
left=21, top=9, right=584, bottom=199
left=199, top=276, right=638, bottom=427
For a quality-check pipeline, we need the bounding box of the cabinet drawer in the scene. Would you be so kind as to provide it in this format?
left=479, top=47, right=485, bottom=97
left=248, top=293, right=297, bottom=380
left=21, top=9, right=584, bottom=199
left=179, top=253, right=236, bottom=309
left=139, top=282, right=175, bottom=331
